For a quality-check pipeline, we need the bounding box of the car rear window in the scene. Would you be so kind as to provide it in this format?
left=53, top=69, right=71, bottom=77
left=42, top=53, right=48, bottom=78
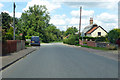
left=31, top=37, right=40, bottom=42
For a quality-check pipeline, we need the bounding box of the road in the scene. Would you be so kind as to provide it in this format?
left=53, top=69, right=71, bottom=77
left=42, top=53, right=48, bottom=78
left=2, top=43, right=118, bottom=78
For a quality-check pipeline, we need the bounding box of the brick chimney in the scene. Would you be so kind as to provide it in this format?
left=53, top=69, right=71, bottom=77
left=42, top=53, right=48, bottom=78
left=90, top=17, right=93, bottom=25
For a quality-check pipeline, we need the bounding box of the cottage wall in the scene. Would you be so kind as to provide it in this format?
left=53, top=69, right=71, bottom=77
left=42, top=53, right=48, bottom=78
left=91, top=27, right=107, bottom=37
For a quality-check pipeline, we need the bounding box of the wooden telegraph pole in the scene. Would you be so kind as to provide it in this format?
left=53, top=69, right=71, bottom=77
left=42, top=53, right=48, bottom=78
left=13, top=2, right=16, bottom=40
left=79, top=6, right=82, bottom=44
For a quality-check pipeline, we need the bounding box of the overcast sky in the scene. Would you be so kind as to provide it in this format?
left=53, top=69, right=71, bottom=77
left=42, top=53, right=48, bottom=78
left=0, top=0, right=119, bottom=32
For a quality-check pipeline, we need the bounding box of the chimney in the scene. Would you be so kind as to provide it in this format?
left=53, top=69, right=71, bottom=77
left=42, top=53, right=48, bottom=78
left=90, top=17, right=93, bottom=25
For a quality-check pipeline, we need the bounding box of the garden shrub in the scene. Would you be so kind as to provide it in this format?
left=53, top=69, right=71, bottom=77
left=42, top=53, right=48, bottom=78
left=25, top=41, right=29, bottom=45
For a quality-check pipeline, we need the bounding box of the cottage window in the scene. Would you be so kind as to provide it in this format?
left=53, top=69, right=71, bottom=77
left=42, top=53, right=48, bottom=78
left=98, top=32, right=101, bottom=36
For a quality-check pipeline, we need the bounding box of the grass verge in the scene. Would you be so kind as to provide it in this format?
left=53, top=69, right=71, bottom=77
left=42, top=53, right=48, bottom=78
left=25, top=45, right=32, bottom=47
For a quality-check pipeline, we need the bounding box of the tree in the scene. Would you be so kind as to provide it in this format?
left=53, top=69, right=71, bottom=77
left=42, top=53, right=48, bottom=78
left=107, top=29, right=120, bottom=44
left=20, top=5, right=50, bottom=41
left=1, top=12, right=14, bottom=40
left=43, top=24, right=62, bottom=42
left=1, top=12, right=12, bottom=30
left=64, top=26, right=78, bottom=36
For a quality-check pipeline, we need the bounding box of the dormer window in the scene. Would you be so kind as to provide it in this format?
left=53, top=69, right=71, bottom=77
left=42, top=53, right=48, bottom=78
left=98, top=32, right=101, bottom=36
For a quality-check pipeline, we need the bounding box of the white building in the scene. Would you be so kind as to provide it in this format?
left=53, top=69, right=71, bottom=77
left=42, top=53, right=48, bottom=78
left=82, top=18, right=107, bottom=37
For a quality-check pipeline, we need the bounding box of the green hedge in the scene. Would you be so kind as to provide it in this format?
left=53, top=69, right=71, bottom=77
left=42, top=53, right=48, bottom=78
left=63, top=34, right=79, bottom=45
left=95, top=36, right=108, bottom=42
left=63, top=34, right=108, bottom=45
left=25, top=41, right=29, bottom=45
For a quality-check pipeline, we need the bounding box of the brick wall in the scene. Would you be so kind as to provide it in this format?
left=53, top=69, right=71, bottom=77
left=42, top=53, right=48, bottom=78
left=87, top=41, right=96, bottom=47
left=79, top=39, right=83, bottom=45
left=2, top=40, right=25, bottom=56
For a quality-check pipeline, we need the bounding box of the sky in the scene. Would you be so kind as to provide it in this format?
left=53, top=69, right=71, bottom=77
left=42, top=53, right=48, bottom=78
left=0, top=0, right=119, bottom=32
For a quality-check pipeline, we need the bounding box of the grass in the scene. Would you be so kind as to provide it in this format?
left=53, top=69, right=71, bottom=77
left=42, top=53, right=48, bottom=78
left=25, top=45, right=32, bottom=47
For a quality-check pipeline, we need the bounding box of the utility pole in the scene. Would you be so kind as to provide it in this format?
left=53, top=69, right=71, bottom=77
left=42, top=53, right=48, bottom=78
left=79, top=6, right=82, bottom=44
left=13, top=2, right=16, bottom=40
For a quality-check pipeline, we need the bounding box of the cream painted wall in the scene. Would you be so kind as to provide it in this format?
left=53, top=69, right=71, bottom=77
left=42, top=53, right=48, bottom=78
left=86, top=27, right=107, bottom=37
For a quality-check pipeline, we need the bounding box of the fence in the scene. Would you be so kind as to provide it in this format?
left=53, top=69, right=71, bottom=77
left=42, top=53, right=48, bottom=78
left=2, top=40, right=25, bottom=56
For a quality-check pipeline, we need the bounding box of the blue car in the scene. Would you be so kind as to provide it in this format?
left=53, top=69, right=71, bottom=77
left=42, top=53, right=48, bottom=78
left=31, top=36, right=40, bottom=46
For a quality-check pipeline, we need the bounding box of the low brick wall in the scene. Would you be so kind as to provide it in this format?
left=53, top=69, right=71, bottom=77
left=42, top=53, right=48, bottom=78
left=87, top=41, right=96, bottom=47
left=2, top=40, right=25, bottom=55
left=79, top=40, right=83, bottom=45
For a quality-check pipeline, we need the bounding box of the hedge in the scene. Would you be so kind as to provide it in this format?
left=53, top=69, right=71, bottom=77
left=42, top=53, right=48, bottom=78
left=63, top=34, right=108, bottom=45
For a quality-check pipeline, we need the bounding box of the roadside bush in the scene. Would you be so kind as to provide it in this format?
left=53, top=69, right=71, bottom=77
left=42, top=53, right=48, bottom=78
left=63, top=34, right=79, bottom=45
left=107, top=44, right=118, bottom=50
left=5, top=33, right=13, bottom=40
left=107, top=29, right=120, bottom=44
left=25, top=41, right=29, bottom=45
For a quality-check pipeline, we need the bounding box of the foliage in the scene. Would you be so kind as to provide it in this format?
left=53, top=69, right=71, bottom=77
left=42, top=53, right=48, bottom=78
left=2, top=27, right=13, bottom=40
left=25, top=36, right=32, bottom=39
left=25, top=41, right=29, bottom=45
left=19, top=5, right=50, bottom=40
left=82, top=36, right=96, bottom=41
left=64, top=26, right=78, bottom=36
left=43, top=24, right=62, bottom=42
left=107, top=44, right=118, bottom=50
left=17, top=5, right=62, bottom=42
left=1, top=12, right=20, bottom=40
left=1, top=12, right=13, bottom=40
left=107, top=29, right=120, bottom=44
left=63, top=34, right=79, bottom=45
left=95, top=36, right=107, bottom=42
left=1, top=12, right=12, bottom=30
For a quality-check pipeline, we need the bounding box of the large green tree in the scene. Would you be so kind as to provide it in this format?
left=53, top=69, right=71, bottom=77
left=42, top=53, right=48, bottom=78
left=1, top=12, right=15, bottom=40
left=20, top=5, right=50, bottom=40
left=43, top=24, right=62, bottom=42
left=2, top=12, right=12, bottom=30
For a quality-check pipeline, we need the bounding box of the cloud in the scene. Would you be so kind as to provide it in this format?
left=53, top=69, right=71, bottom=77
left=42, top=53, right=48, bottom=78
left=94, top=12, right=118, bottom=31
left=60, top=1, right=118, bottom=10
left=53, top=0, right=119, bottom=2
left=95, top=13, right=117, bottom=23
left=71, top=9, right=94, bottom=18
left=2, top=10, right=22, bottom=18
left=0, top=3, right=3, bottom=12
left=22, top=0, right=61, bottom=12
left=0, top=3, right=3, bottom=8
left=0, top=0, right=31, bottom=2
left=50, top=9, right=118, bottom=31
left=50, top=14, right=67, bottom=25
left=49, top=9, right=95, bottom=31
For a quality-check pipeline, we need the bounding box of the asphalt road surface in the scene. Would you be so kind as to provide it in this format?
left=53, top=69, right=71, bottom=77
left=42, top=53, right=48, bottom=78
left=2, top=43, right=118, bottom=78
